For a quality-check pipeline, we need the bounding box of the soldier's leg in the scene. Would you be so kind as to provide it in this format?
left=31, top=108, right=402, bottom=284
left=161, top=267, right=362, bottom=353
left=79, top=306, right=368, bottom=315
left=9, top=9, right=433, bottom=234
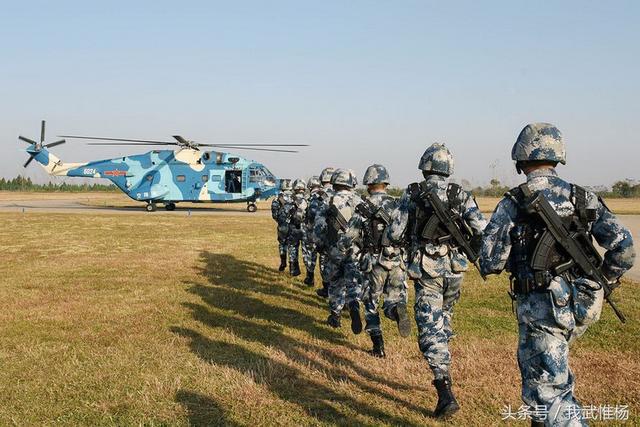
left=441, top=274, right=463, bottom=341
left=344, top=259, right=363, bottom=334
left=316, top=252, right=330, bottom=297
left=277, top=228, right=287, bottom=271
left=415, top=276, right=460, bottom=418
left=301, top=230, right=317, bottom=285
left=326, top=260, right=346, bottom=327
left=517, top=292, right=584, bottom=426
left=287, top=232, right=301, bottom=276
left=382, top=265, right=411, bottom=337
left=363, top=266, right=385, bottom=335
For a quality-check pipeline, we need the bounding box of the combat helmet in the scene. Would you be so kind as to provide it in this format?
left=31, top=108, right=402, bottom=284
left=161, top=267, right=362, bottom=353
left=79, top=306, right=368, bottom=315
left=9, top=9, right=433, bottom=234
left=292, top=179, right=307, bottom=192
left=419, top=143, right=454, bottom=176
left=307, top=176, right=321, bottom=189
left=279, top=179, right=292, bottom=191
left=330, top=168, right=357, bottom=188
left=363, top=164, right=390, bottom=185
left=320, top=167, right=336, bottom=184
left=512, top=123, right=566, bottom=173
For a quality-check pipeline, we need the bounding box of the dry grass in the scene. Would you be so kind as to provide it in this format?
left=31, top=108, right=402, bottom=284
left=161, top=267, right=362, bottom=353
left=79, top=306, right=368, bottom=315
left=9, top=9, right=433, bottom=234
left=0, top=211, right=638, bottom=426
left=476, top=196, right=640, bottom=215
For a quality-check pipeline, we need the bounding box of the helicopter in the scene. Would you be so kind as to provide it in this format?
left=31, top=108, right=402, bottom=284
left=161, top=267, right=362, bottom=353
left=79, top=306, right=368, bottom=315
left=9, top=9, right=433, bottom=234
left=19, top=120, right=305, bottom=212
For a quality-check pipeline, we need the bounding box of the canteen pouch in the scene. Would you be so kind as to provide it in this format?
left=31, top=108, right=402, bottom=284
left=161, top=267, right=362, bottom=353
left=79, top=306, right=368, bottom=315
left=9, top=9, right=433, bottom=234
left=407, top=251, right=422, bottom=280
left=548, top=276, right=575, bottom=331
left=450, top=249, right=469, bottom=273
left=571, top=278, right=603, bottom=326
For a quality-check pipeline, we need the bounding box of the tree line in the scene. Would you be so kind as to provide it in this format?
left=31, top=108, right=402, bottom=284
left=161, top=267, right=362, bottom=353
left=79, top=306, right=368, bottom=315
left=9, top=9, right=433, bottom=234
left=0, top=176, right=117, bottom=192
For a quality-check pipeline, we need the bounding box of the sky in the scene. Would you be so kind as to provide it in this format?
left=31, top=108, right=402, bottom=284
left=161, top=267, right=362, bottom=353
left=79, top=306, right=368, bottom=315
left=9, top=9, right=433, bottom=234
left=1, top=0, right=638, bottom=188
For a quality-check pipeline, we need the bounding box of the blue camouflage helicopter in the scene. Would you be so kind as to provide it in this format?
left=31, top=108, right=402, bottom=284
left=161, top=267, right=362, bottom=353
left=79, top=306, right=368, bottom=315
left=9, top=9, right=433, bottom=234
left=19, top=120, right=304, bottom=212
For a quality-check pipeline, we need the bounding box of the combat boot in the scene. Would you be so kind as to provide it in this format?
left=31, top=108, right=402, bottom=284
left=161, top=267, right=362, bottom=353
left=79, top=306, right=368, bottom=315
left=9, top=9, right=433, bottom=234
left=369, top=333, right=385, bottom=358
left=303, top=271, right=314, bottom=286
left=348, top=301, right=362, bottom=335
left=290, top=261, right=301, bottom=277
left=327, top=311, right=341, bottom=328
left=394, top=303, right=411, bottom=338
left=432, top=376, right=459, bottom=418
left=316, top=282, right=329, bottom=298
left=278, top=254, right=287, bottom=272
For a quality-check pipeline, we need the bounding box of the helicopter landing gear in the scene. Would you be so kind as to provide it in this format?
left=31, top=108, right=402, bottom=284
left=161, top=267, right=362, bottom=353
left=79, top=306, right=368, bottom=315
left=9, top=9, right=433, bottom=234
left=145, top=202, right=157, bottom=212
left=247, top=202, right=257, bottom=213
left=164, top=202, right=176, bottom=211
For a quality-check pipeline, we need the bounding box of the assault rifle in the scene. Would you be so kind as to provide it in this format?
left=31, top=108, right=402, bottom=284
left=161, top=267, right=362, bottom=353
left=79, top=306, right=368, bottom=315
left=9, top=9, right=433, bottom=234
left=355, top=199, right=392, bottom=225
left=425, top=192, right=486, bottom=280
left=527, top=191, right=626, bottom=323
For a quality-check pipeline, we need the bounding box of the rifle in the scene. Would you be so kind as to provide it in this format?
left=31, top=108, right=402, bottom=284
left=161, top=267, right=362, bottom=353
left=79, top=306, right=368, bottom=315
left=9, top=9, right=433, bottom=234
left=526, top=191, right=626, bottom=323
left=425, top=191, right=486, bottom=280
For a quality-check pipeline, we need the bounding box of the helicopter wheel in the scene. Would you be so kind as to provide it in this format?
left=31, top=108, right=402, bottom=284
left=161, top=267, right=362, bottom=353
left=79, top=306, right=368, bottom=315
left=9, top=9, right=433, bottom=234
left=146, top=202, right=157, bottom=212
left=247, top=203, right=257, bottom=213
left=165, top=202, right=176, bottom=211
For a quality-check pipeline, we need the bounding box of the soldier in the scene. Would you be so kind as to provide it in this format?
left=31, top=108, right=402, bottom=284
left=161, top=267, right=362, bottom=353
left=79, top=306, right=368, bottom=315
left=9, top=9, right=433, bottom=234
left=313, top=169, right=364, bottom=333
left=479, top=123, right=635, bottom=427
left=270, top=178, right=293, bottom=271
left=285, top=178, right=308, bottom=276
left=338, top=164, right=410, bottom=358
left=309, top=167, right=336, bottom=297
left=385, top=143, right=486, bottom=418
left=302, top=176, right=322, bottom=286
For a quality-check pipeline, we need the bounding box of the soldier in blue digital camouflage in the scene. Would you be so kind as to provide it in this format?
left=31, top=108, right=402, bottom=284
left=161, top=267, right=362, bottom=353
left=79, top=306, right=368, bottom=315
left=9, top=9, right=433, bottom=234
left=271, top=178, right=293, bottom=271
left=385, top=143, right=487, bottom=419
left=284, top=179, right=308, bottom=277
left=309, top=167, right=336, bottom=297
left=479, top=123, right=635, bottom=427
left=313, top=168, right=364, bottom=333
left=337, top=164, right=410, bottom=358
left=302, top=176, right=322, bottom=286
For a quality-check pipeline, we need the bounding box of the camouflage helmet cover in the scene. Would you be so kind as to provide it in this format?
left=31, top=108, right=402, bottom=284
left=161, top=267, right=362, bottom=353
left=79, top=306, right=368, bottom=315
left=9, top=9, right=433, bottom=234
left=307, top=176, right=321, bottom=189
left=279, top=178, right=292, bottom=191
left=292, top=178, right=306, bottom=191
left=319, top=167, right=336, bottom=184
left=363, top=164, right=390, bottom=185
left=330, top=168, right=357, bottom=188
left=418, top=143, right=454, bottom=176
left=512, top=122, right=566, bottom=165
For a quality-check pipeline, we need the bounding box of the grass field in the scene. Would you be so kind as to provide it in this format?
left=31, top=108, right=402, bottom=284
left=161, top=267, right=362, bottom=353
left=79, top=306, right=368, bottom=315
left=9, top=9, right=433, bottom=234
left=0, top=211, right=638, bottom=426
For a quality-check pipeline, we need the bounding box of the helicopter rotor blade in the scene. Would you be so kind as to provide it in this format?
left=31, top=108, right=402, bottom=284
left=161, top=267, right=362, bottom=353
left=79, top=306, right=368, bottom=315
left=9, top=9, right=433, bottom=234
left=86, top=142, right=175, bottom=146
left=23, top=155, right=36, bottom=168
left=19, top=136, right=38, bottom=145
left=41, top=120, right=46, bottom=143
left=44, top=139, right=66, bottom=149
left=206, top=145, right=299, bottom=153
left=58, top=135, right=175, bottom=144
left=172, top=135, right=190, bottom=145
left=203, top=143, right=309, bottom=147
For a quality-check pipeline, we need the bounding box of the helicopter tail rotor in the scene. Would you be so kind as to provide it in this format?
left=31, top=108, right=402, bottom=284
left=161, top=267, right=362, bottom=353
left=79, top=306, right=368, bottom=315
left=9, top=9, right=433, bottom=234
left=19, top=120, right=66, bottom=168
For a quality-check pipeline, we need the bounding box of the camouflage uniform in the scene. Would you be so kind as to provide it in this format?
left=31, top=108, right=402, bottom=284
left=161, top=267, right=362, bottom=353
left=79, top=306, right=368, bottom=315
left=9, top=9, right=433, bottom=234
left=309, top=168, right=336, bottom=296
left=302, top=176, right=322, bottom=285
left=480, top=123, right=635, bottom=427
left=285, top=179, right=308, bottom=276
left=271, top=179, right=293, bottom=271
left=386, top=144, right=486, bottom=418
left=338, top=164, right=410, bottom=357
left=313, top=169, right=364, bottom=332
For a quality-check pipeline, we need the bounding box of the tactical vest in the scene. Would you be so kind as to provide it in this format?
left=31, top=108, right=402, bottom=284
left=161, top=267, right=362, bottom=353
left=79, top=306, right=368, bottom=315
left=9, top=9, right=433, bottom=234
left=356, top=195, right=394, bottom=252
left=408, top=182, right=466, bottom=246
left=506, top=183, right=597, bottom=294
left=305, top=190, right=324, bottom=226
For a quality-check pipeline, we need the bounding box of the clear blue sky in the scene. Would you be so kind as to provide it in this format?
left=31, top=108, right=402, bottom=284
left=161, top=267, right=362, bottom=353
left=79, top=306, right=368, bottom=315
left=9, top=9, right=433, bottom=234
left=1, top=0, right=638, bottom=188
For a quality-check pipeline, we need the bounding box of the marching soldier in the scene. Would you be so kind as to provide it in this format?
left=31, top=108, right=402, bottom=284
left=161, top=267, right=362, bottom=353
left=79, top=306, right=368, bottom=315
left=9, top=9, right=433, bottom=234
left=480, top=123, right=635, bottom=427
left=285, top=179, right=308, bottom=276
left=302, top=176, right=322, bottom=286
left=338, top=164, right=410, bottom=358
left=313, top=169, right=364, bottom=333
left=271, top=178, right=293, bottom=271
left=385, top=143, right=486, bottom=418
left=308, top=167, right=336, bottom=297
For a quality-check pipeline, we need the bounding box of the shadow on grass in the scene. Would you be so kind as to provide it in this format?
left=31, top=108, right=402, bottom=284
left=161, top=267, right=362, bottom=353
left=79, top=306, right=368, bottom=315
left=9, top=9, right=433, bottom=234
left=172, top=251, right=431, bottom=425
left=175, top=389, right=240, bottom=427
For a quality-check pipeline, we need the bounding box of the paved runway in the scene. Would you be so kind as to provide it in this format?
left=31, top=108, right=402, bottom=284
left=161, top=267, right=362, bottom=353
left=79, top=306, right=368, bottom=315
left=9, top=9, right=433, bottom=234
left=1, top=196, right=637, bottom=281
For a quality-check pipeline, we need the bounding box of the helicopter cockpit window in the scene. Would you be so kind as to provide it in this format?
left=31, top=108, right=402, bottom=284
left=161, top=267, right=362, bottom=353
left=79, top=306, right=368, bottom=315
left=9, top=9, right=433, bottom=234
left=249, top=167, right=266, bottom=182
left=225, top=170, right=242, bottom=193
